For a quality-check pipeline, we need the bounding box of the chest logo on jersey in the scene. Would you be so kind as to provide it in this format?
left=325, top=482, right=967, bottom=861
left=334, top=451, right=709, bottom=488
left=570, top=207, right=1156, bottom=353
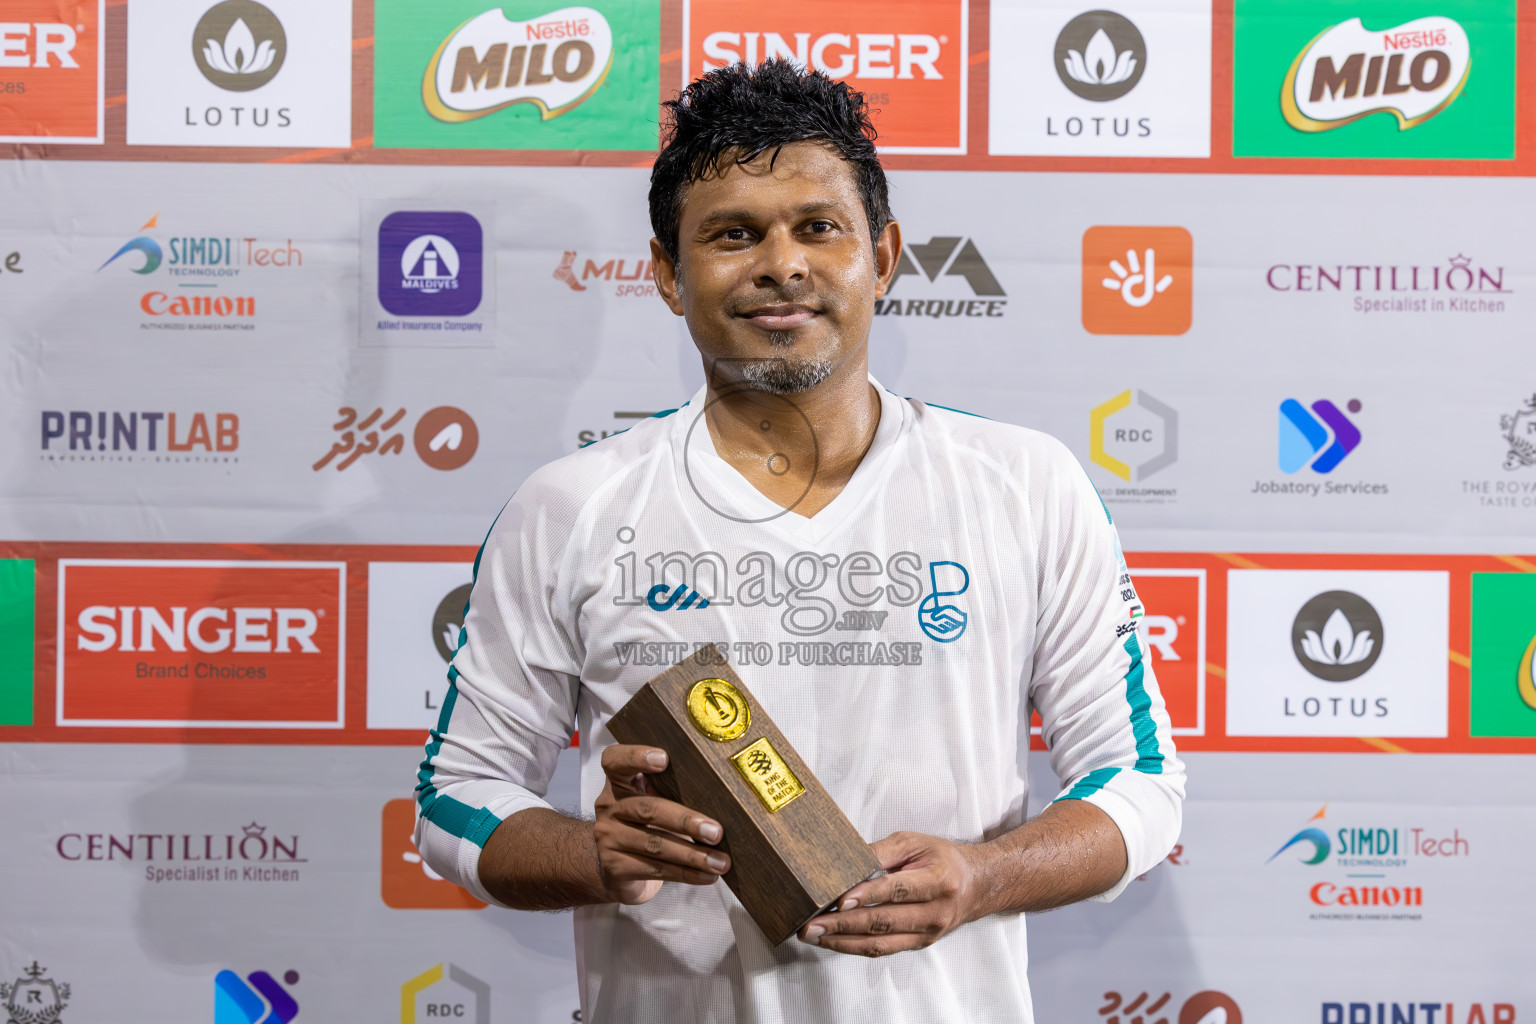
left=917, top=560, right=970, bottom=642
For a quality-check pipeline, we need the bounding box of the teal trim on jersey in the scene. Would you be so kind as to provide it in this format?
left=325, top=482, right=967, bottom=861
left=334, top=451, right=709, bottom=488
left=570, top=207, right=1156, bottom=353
left=921, top=400, right=991, bottom=420
left=1122, top=632, right=1163, bottom=774
left=421, top=791, right=503, bottom=849
left=579, top=404, right=685, bottom=448
left=1054, top=766, right=1122, bottom=802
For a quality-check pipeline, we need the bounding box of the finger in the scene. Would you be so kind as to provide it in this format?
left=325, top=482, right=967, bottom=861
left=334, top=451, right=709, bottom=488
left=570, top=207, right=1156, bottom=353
left=802, top=902, right=943, bottom=942
left=837, top=866, right=940, bottom=911
left=601, top=743, right=670, bottom=778
left=601, top=850, right=723, bottom=888
left=611, top=794, right=724, bottom=845
left=606, top=823, right=731, bottom=876
left=810, top=932, right=932, bottom=958
left=869, top=832, right=927, bottom=871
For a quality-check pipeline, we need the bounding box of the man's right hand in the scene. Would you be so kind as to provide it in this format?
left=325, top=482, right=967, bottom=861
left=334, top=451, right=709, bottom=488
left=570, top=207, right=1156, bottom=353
left=593, top=744, right=731, bottom=905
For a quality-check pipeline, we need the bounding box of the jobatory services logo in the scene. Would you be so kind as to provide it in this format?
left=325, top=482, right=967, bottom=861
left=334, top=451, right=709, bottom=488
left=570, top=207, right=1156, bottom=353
left=313, top=406, right=478, bottom=473
left=382, top=799, right=487, bottom=909
left=215, top=969, right=299, bottom=1024
left=367, top=562, right=474, bottom=730
left=0, top=558, right=35, bottom=728
left=1469, top=572, right=1536, bottom=737
left=989, top=0, right=1210, bottom=157
left=1265, top=253, right=1510, bottom=315
left=0, top=1, right=104, bottom=145
left=2, top=962, right=70, bottom=1024
left=1256, top=398, right=1387, bottom=499
left=1098, top=989, right=1243, bottom=1024
left=553, top=249, right=657, bottom=298
left=1233, top=0, right=1515, bottom=159
left=1225, top=569, right=1449, bottom=737
left=39, top=410, right=239, bottom=464
left=56, top=559, right=345, bottom=729
left=373, top=0, right=658, bottom=150
left=1081, top=226, right=1192, bottom=335
left=1130, top=569, right=1205, bottom=734
left=126, top=0, right=352, bottom=147
left=402, top=963, right=490, bottom=1023
left=1089, top=389, right=1178, bottom=504
left=686, top=0, right=968, bottom=153
left=56, top=820, right=307, bottom=885
left=875, top=235, right=1007, bottom=318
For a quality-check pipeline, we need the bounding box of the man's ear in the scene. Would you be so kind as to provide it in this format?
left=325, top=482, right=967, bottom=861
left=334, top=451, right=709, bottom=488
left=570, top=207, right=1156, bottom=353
left=650, top=238, right=685, bottom=316
left=873, top=219, right=903, bottom=301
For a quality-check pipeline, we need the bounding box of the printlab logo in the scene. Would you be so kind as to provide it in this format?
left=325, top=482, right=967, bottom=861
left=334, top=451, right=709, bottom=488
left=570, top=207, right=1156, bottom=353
left=1090, top=389, right=1177, bottom=485
left=313, top=406, right=478, bottom=472
left=40, top=410, right=239, bottom=464
left=1055, top=10, right=1146, bottom=101
left=553, top=250, right=657, bottom=298
left=876, top=236, right=1007, bottom=318
left=1081, top=226, right=1192, bottom=335
left=1281, top=16, right=1467, bottom=134
left=381, top=799, right=487, bottom=909
left=2, top=962, right=70, bottom=1024
left=378, top=212, right=483, bottom=317
left=1098, top=989, right=1242, bottom=1024
left=1500, top=393, right=1536, bottom=470
left=422, top=6, right=615, bottom=123
left=192, top=1, right=287, bottom=91
left=402, top=964, right=490, bottom=1024
left=917, top=560, right=969, bottom=642
left=1279, top=398, right=1361, bottom=474
left=1292, top=590, right=1383, bottom=682
left=214, top=969, right=298, bottom=1024
left=432, top=584, right=474, bottom=662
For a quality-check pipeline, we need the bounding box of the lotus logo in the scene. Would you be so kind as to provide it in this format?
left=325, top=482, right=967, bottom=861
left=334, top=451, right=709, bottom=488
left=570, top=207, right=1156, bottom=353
left=1054, top=10, right=1147, bottom=102
left=1291, top=591, right=1384, bottom=682
left=192, top=1, right=287, bottom=92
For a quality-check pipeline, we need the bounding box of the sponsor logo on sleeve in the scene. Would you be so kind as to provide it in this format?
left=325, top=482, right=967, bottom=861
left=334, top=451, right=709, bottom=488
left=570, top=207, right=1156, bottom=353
left=0, top=1, right=104, bottom=144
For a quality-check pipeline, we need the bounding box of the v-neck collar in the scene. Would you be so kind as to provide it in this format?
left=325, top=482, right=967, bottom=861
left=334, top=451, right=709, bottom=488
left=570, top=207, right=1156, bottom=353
left=674, top=375, right=909, bottom=546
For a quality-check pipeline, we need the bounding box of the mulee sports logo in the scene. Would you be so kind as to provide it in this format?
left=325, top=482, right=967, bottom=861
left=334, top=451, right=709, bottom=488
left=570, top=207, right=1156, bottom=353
left=1283, top=16, right=1470, bottom=132
left=423, top=6, right=614, bottom=122
left=57, top=559, right=346, bottom=729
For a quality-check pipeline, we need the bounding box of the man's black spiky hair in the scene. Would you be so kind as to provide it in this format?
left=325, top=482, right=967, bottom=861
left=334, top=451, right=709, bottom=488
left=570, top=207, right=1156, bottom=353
left=648, top=58, right=892, bottom=264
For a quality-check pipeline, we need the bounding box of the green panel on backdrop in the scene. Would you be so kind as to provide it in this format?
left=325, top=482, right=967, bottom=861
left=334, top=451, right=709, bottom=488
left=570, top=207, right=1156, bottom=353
left=1232, top=0, right=1515, bottom=159
left=1469, top=572, right=1536, bottom=737
left=0, top=559, right=35, bottom=726
left=373, top=0, right=660, bottom=151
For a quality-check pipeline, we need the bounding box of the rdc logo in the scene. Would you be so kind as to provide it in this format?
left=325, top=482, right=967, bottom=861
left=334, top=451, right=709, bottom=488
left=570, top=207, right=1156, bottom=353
left=918, top=561, right=970, bottom=642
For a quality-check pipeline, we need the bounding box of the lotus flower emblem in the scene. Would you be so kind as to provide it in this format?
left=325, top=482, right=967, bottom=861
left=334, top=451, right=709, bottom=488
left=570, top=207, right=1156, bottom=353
left=1299, top=607, right=1375, bottom=666
left=203, top=18, right=276, bottom=76
left=1063, top=28, right=1137, bottom=86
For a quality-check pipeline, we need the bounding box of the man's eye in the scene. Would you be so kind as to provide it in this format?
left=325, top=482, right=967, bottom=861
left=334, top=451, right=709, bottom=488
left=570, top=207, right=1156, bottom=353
left=722, top=228, right=749, bottom=241
left=808, top=221, right=833, bottom=233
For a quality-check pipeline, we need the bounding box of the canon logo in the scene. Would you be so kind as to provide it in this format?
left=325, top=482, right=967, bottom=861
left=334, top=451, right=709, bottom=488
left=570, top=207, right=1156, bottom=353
left=76, top=606, right=320, bottom=654
left=701, top=32, right=942, bottom=80
left=0, top=23, right=79, bottom=68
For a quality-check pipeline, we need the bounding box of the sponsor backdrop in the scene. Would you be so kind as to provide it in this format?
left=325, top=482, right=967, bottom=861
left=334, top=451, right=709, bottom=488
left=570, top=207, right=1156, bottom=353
left=1, top=0, right=1533, bottom=1021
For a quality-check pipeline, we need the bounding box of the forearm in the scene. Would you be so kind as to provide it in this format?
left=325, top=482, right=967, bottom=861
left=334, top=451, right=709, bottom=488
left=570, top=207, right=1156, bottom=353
left=964, top=798, right=1128, bottom=918
left=477, top=807, right=609, bottom=911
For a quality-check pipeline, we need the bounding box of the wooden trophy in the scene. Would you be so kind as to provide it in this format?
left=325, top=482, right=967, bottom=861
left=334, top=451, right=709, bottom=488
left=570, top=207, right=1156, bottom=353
left=606, top=645, right=880, bottom=945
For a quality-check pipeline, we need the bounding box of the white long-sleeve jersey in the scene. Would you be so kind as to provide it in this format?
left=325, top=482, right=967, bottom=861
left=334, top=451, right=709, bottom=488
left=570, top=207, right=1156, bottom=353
left=415, top=378, right=1185, bottom=1024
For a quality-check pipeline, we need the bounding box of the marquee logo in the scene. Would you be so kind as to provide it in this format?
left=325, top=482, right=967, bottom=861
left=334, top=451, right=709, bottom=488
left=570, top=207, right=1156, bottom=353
left=876, top=235, right=1007, bottom=317
left=378, top=212, right=483, bottom=317
left=1091, top=389, right=1176, bottom=483
left=192, top=1, right=287, bottom=92
left=402, top=963, right=490, bottom=1024
left=1282, top=16, right=1469, bottom=133
left=56, top=559, right=345, bottom=729
left=1081, top=226, right=1192, bottom=335
left=381, top=799, right=486, bottom=909
left=1054, top=10, right=1146, bottom=102
left=0, top=1, right=104, bottom=144
left=423, top=6, right=614, bottom=122
left=1291, top=590, right=1383, bottom=682
left=215, top=969, right=299, bottom=1024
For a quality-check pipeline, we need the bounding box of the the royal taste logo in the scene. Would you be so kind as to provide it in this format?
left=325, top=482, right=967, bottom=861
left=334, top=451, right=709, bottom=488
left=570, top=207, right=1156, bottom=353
left=39, top=410, right=239, bottom=465
left=1459, top=393, right=1536, bottom=514
left=687, top=0, right=968, bottom=154
left=2, top=962, right=70, bottom=1024
left=988, top=0, right=1212, bottom=158
left=1098, top=989, right=1242, bottom=1024
left=126, top=0, right=352, bottom=147
left=1267, top=804, right=1471, bottom=922
left=1469, top=572, right=1536, bottom=738
left=0, top=1, right=104, bottom=145
left=876, top=234, right=1007, bottom=318
left=1081, top=226, right=1192, bottom=335
left=374, top=0, right=658, bottom=150
left=313, top=406, right=478, bottom=472
left=1265, top=253, right=1510, bottom=315
left=1089, top=389, right=1178, bottom=505
left=214, top=968, right=299, bottom=1024
left=56, top=821, right=306, bottom=884
left=402, top=964, right=490, bottom=1024
left=1233, top=0, right=1515, bottom=159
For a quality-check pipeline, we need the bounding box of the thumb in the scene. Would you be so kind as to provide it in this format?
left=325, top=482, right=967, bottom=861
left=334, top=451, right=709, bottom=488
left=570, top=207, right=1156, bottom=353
left=869, top=831, right=929, bottom=872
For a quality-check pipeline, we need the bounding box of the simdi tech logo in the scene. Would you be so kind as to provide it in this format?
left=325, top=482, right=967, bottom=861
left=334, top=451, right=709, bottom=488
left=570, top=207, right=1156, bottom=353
left=1081, top=226, right=1192, bottom=335
left=988, top=0, right=1212, bottom=158
left=56, top=559, right=345, bottom=729
left=382, top=798, right=487, bottom=909
left=126, top=0, right=352, bottom=148
left=686, top=0, right=968, bottom=154
left=0, top=1, right=104, bottom=144
left=1469, top=572, right=1536, bottom=737
left=215, top=968, right=299, bottom=1024
left=373, top=0, right=658, bottom=150
left=1233, top=0, right=1515, bottom=159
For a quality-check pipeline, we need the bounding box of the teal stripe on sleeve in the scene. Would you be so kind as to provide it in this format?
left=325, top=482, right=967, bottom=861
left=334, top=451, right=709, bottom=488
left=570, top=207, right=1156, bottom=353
left=1054, top=766, right=1122, bottom=802
left=1122, top=632, right=1164, bottom=775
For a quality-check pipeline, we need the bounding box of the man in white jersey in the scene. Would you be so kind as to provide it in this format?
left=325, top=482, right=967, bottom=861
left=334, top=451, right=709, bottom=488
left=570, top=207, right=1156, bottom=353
left=416, top=59, right=1184, bottom=1022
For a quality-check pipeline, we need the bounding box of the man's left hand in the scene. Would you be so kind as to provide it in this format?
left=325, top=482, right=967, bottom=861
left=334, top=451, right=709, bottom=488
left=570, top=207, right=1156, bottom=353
left=797, top=831, right=985, bottom=958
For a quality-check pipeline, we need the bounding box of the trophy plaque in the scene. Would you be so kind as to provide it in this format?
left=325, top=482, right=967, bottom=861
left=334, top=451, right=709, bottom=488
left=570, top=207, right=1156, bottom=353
left=607, top=645, right=880, bottom=946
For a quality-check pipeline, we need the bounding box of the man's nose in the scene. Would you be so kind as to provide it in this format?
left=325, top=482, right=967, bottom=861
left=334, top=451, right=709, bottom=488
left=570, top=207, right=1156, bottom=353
left=751, top=226, right=809, bottom=287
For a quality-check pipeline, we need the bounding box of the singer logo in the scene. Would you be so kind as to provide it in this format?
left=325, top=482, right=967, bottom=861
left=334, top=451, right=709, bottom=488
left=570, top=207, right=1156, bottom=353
left=423, top=6, right=614, bottom=122
left=685, top=0, right=967, bottom=153
left=57, top=560, right=345, bottom=729
left=1081, top=226, right=1193, bottom=335
left=0, top=1, right=104, bottom=144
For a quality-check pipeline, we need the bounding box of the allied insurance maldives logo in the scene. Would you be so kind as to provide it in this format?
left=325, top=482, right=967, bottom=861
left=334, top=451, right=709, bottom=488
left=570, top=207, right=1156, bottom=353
left=1233, top=0, right=1515, bottom=159
left=378, top=212, right=483, bottom=318
left=0, top=1, right=105, bottom=145
left=56, top=559, right=345, bottom=730
left=685, top=0, right=968, bottom=153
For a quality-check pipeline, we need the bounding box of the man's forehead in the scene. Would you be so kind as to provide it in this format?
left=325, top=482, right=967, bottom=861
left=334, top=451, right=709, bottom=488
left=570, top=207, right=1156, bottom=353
left=681, top=141, right=862, bottom=216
